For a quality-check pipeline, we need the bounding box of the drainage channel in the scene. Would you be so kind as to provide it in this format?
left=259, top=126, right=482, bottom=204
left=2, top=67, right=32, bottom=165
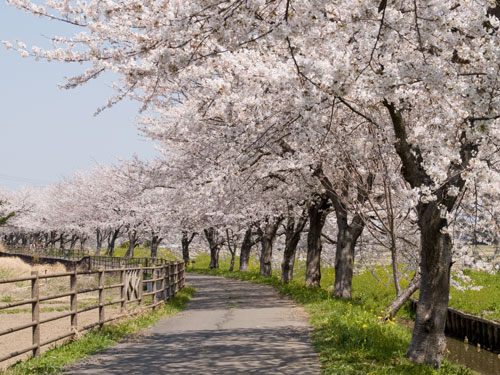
left=446, top=336, right=500, bottom=375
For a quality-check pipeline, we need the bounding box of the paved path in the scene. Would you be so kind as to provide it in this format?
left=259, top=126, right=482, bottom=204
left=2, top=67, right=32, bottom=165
left=64, top=274, right=321, bottom=375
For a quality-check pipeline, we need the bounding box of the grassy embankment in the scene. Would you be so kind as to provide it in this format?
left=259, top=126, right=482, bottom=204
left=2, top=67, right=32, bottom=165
left=78, top=244, right=500, bottom=322
left=447, top=269, right=500, bottom=321
left=0, top=249, right=179, bottom=315
left=104, top=245, right=178, bottom=260
left=1, top=286, right=194, bottom=375
left=188, top=254, right=473, bottom=375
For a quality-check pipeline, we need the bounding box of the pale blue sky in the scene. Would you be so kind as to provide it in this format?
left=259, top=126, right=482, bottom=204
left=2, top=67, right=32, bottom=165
left=0, top=2, right=159, bottom=190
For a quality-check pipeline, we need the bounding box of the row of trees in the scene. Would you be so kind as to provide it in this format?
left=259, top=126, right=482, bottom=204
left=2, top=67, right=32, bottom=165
left=0, top=162, right=175, bottom=258
left=4, top=0, right=500, bottom=368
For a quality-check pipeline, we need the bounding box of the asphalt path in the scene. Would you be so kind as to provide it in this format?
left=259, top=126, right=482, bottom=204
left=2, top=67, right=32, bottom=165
left=64, top=274, right=321, bottom=375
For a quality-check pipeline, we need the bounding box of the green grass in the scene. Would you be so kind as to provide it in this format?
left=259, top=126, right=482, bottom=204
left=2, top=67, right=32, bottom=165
left=190, top=253, right=260, bottom=272
left=111, top=246, right=178, bottom=260
left=195, top=253, right=499, bottom=323
left=189, top=254, right=413, bottom=319
left=448, top=269, right=500, bottom=321
left=2, top=286, right=195, bottom=375
left=188, top=254, right=471, bottom=375
left=0, top=270, right=13, bottom=279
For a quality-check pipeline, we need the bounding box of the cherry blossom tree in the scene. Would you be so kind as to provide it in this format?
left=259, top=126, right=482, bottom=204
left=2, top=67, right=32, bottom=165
left=8, top=0, right=500, bottom=368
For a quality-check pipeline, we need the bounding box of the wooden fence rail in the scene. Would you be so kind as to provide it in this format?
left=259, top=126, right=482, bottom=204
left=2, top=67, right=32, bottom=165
left=0, top=261, right=185, bottom=365
left=89, top=255, right=169, bottom=269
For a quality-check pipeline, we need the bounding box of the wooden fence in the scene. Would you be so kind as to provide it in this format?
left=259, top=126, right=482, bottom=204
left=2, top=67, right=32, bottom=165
left=0, top=261, right=185, bottom=365
left=89, top=255, right=169, bottom=269
left=3, top=248, right=171, bottom=270
left=6, top=247, right=91, bottom=260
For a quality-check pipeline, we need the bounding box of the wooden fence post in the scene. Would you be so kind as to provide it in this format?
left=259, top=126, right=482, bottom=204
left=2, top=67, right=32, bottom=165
left=180, top=261, right=185, bottom=288
left=152, top=267, right=158, bottom=310
left=160, top=266, right=165, bottom=302
left=169, top=262, right=175, bottom=298
left=175, top=262, right=179, bottom=294
left=31, top=271, right=40, bottom=358
left=173, top=262, right=178, bottom=294
left=183, top=261, right=186, bottom=288
left=98, top=268, right=105, bottom=327
left=120, top=266, right=126, bottom=312
left=179, top=261, right=183, bottom=291
left=70, top=270, right=78, bottom=334
left=138, top=265, right=143, bottom=306
left=163, top=264, right=169, bottom=301
left=172, top=262, right=176, bottom=295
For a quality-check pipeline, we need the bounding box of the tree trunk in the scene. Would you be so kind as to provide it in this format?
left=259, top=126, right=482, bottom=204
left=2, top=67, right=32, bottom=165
left=281, top=207, right=308, bottom=283
left=210, top=246, right=220, bottom=268
left=69, top=234, right=78, bottom=251
left=49, top=231, right=57, bottom=250
left=385, top=272, right=421, bottom=320
left=384, top=101, right=475, bottom=368
left=407, top=229, right=452, bottom=367
left=95, top=229, right=103, bottom=256
left=41, top=233, right=48, bottom=249
left=239, top=227, right=254, bottom=272
left=8, top=233, right=16, bottom=247
left=281, top=244, right=297, bottom=282
left=125, top=230, right=138, bottom=258
left=28, top=233, right=37, bottom=250
left=258, top=217, right=282, bottom=277
left=391, top=242, right=402, bottom=296
left=79, top=236, right=87, bottom=251
left=204, top=227, right=222, bottom=269
left=333, top=220, right=363, bottom=299
left=150, top=234, right=161, bottom=258
left=181, top=231, right=196, bottom=265
left=260, top=236, right=273, bottom=277
left=306, top=196, right=330, bottom=288
left=59, top=233, right=66, bottom=250
left=314, top=166, right=371, bottom=299
left=225, top=229, right=237, bottom=272
left=229, top=253, right=235, bottom=271
left=106, top=228, right=120, bottom=257
left=21, top=235, right=28, bottom=248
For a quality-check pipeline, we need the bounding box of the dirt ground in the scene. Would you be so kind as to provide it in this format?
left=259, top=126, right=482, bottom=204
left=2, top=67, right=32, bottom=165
left=0, top=257, right=124, bottom=370
left=0, top=308, right=123, bottom=369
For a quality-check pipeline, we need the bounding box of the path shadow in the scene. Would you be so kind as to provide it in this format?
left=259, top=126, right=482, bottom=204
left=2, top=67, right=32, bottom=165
left=64, top=274, right=320, bottom=375
left=65, top=326, right=319, bottom=375
left=184, top=275, right=293, bottom=311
